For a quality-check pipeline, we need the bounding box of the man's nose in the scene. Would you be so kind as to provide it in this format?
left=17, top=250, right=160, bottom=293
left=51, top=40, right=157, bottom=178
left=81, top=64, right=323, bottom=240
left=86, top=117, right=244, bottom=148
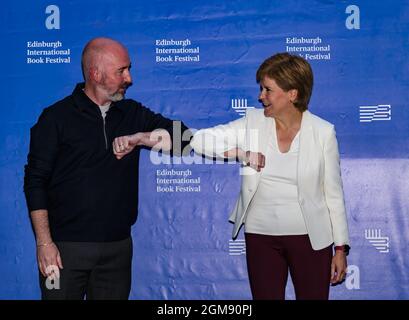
left=123, top=69, right=132, bottom=83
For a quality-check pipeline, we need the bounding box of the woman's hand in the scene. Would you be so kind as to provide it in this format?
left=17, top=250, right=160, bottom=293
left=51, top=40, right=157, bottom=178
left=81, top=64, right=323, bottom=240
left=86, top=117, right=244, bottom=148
left=223, top=148, right=265, bottom=171
left=330, top=250, right=348, bottom=285
left=242, top=150, right=265, bottom=172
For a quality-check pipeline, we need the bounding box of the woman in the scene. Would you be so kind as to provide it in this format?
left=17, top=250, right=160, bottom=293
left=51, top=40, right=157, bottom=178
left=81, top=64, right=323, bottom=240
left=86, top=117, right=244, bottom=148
left=190, top=53, right=350, bottom=300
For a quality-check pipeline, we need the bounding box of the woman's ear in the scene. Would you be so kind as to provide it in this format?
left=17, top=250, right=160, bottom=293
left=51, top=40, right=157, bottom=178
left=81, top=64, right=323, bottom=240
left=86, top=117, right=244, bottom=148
left=288, top=89, right=298, bottom=103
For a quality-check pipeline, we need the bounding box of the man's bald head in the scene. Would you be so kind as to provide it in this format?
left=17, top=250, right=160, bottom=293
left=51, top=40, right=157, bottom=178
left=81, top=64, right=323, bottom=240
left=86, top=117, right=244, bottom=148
left=81, top=37, right=129, bottom=82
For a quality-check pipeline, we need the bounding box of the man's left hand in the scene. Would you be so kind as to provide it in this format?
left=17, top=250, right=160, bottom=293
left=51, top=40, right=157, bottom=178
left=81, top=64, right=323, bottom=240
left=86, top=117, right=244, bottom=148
left=113, top=133, right=142, bottom=159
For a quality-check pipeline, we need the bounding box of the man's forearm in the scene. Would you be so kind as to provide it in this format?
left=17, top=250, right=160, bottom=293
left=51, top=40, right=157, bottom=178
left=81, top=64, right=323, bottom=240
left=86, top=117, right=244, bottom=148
left=140, top=130, right=171, bottom=151
left=30, top=209, right=53, bottom=245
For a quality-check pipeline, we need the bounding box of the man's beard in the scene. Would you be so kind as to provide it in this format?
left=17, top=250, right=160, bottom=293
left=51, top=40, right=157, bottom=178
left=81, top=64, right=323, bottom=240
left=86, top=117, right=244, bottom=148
left=108, top=83, right=131, bottom=102
left=109, top=91, right=125, bottom=102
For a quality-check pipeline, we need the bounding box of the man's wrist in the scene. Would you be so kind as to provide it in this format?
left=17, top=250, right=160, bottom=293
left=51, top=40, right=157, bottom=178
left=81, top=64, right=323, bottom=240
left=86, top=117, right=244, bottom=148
left=132, top=132, right=144, bottom=144
left=37, top=241, right=54, bottom=247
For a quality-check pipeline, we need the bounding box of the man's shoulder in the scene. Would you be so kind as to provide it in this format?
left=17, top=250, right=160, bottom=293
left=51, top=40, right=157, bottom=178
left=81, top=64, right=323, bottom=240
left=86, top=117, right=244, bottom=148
left=38, top=95, right=74, bottom=121
left=116, top=98, right=144, bottom=111
left=116, top=99, right=159, bottom=116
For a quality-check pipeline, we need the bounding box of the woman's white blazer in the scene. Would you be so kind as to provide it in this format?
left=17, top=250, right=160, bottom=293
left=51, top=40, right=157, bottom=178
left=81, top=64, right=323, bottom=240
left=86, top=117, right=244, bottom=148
left=190, top=109, right=350, bottom=250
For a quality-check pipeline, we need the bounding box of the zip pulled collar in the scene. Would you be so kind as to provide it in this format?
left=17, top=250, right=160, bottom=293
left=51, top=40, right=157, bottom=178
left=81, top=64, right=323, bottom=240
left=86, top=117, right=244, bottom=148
left=72, top=82, right=124, bottom=116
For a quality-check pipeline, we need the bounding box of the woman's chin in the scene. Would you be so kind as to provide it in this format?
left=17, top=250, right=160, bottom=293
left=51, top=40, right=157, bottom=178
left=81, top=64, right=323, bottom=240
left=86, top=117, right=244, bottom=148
left=263, top=108, right=274, bottom=118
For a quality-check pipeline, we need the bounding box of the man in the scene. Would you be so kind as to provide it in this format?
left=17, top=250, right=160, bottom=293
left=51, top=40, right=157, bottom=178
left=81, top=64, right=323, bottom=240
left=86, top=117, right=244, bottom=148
left=24, top=37, right=190, bottom=300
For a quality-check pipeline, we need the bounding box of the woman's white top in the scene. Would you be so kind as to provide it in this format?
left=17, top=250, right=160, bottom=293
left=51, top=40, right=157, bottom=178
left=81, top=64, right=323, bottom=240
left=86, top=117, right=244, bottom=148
left=244, top=120, right=308, bottom=236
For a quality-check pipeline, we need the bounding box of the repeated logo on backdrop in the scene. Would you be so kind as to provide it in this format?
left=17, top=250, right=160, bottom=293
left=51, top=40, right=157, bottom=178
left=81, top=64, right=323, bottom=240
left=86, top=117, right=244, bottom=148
left=26, top=5, right=71, bottom=65
left=231, top=99, right=255, bottom=117
left=228, top=239, right=246, bottom=256
left=285, top=36, right=331, bottom=61
left=365, top=229, right=390, bottom=253
left=359, top=105, right=392, bottom=123
left=155, top=39, right=200, bottom=63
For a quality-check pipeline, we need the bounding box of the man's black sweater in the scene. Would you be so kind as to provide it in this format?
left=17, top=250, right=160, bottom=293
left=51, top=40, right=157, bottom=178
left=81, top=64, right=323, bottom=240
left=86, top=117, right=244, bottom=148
left=24, top=83, right=190, bottom=242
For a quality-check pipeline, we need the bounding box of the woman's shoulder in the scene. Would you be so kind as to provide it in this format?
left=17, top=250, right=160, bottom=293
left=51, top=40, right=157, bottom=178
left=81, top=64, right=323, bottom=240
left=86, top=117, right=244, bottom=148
left=245, top=108, right=265, bottom=120
left=305, top=110, right=335, bottom=132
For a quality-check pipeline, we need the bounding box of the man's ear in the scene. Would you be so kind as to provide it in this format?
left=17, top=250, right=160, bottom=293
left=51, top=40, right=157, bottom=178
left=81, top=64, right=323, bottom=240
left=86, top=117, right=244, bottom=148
left=89, top=66, right=102, bottom=83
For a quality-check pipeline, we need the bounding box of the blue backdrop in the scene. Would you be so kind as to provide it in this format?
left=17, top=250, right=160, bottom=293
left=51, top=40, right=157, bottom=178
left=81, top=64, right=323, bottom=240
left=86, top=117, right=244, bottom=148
left=1, top=0, right=408, bottom=299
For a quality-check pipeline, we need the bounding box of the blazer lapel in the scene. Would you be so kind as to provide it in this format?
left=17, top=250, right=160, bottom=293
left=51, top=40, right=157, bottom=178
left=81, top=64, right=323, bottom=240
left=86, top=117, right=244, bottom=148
left=259, top=115, right=271, bottom=155
left=243, top=111, right=270, bottom=181
left=297, top=111, right=313, bottom=186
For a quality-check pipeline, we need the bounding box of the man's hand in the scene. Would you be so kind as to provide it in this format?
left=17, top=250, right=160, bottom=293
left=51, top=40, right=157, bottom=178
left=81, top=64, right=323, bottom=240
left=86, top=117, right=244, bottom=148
left=113, top=133, right=143, bottom=159
left=37, top=242, right=63, bottom=280
left=30, top=210, right=62, bottom=280
left=113, top=130, right=171, bottom=160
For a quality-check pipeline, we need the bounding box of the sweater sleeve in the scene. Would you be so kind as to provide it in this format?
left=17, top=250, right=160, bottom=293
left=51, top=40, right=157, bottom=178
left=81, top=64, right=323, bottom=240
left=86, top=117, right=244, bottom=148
left=139, top=105, right=192, bottom=156
left=24, top=109, right=59, bottom=212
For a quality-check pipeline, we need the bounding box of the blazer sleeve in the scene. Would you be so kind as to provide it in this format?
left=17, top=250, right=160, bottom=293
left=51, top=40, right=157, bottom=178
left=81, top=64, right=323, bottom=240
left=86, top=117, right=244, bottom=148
left=323, top=126, right=350, bottom=246
left=190, top=116, right=246, bottom=159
